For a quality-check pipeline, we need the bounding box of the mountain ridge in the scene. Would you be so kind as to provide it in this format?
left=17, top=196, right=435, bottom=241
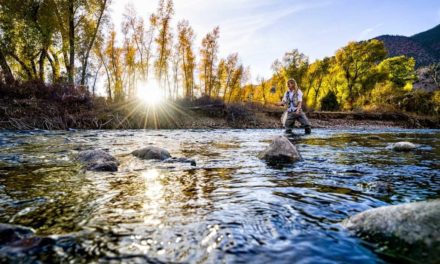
left=372, top=24, right=440, bottom=67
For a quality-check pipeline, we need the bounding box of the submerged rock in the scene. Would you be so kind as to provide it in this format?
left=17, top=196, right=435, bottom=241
left=164, top=157, right=197, bottom=166
left=258, top=136, right=301, bottom=163
left=0, top=223, right=35, bottom=244
left=0, top=223, right=77, bottom=262
left=0, top=223, right=55, bottom=251
left=366, top=135, right=383, bottom=140
left=77, top=150, right=119, bottom=172
left=391, top=141, right=417, bottom=152
left=365, top=181, right=393, bottom=194
left=342, top=199, right=440, bottom=263
left=132, top=147, right=171, bottom=160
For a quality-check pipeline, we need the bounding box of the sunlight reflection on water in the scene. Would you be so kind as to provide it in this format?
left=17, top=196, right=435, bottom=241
left=0, top=128, right=438, bottom=263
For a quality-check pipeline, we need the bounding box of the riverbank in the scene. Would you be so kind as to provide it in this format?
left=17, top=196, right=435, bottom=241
left=0, top=98, right=439, bottom=130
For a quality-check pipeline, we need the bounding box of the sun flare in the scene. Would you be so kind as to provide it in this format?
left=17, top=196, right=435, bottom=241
left=136, top=82, right=164, bottom=106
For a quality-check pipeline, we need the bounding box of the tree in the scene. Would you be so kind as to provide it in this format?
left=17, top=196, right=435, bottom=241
left=153, top=0, right=174, bottom=87
left=377, top=56, right=416, bottom=89
left=256, top=76, right=269, bottom=105
left=177, top=20, right=196, bottom=99
left=305, top=57, right=331, bottom=108
left=427, top=63, right=440, bottom=88
left=221, top=53, right=238, bottom=101
left=105, top=30, right=124, bottom=102
left=199, top=26, right=220, bottom=97
left=281, top=49, right=309, bottom=89
left=79, top=0, right=110, bottom=86
left=122, top=4, right=156, bottom=83
left=0, top=0, right=58, bottom=81
left=335, top=39, right=387, bottom=109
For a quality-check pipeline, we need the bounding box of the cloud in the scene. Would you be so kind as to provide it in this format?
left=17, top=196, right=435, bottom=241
left=357, top=23, right=383, bottom=40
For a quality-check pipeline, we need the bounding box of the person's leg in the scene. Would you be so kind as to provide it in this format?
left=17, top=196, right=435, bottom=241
left=284, top=112, right=295, bottom=133
left=298, top=112, right=312, bottom=134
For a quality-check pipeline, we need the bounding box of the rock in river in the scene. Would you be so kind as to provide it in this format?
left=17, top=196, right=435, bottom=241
left=0, top=223, right=54, bottom=250
left=0, top=223, right=35, bottom=244
left=258, top=136, right=301, bottom=163
left=342, top=199, right=440, bottom=263
left=132, top=146, right=171, bottom=160
left=77, top=150, right=119, bottom=172
left=391, top=141, right=417, bottom=152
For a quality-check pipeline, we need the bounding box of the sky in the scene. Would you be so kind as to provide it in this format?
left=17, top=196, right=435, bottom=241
left=111, top=0, right=440, bottom=81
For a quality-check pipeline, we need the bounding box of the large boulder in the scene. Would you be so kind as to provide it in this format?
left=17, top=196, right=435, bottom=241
left=77, top=150, right=119, bottom=172
left=342, top=199, right=440, bottom=263
left=258, top=136, right=301, bottom=163
left=391, top=141, right=417, bottom=152
left=132, top=147, right=171, bottom=160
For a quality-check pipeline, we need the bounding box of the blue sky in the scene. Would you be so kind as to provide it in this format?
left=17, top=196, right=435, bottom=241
left=112, top=0, right=440, bottom=81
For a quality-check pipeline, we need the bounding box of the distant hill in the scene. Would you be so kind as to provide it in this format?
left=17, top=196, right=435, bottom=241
left=373, top=24, right=440, bottom=67
left=412, top=24, right=440, bottom=53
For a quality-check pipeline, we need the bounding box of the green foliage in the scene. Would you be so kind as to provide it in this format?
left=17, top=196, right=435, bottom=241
left=335, top=39, right=387, bottom=109
left=377, top=56, right=416, bottom=88
left=432, top=91, right=440, bottom=115
left=398, top=90, right=437, bottom=115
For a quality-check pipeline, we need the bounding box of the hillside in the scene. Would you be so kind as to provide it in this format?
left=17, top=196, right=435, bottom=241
left=373, top=24, right=440, bottom=67
left=412, top=24, right=440, bottom=53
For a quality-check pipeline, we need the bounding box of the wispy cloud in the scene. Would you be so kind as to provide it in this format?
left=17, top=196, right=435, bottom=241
left=357, top=23, right=383, bottom=40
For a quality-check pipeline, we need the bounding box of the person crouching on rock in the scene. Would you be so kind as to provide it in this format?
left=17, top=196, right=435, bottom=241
left=276, top=79, right=311, bottom=134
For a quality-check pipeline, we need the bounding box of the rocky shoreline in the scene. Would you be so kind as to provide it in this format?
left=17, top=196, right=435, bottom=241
left=0, top=98, right=439, bottom=130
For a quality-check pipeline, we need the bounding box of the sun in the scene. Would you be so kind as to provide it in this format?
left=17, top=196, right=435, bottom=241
left=136, top=82, right=164, bottom=106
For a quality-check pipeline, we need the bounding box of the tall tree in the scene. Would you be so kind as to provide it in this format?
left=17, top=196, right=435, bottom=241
left=199, top=26, right=220, bottom=97
left=79, top=0, right=110, bottom=86
left=153, top=0, right=174, bottom=87
left=335, top=39, right=386, bottom=109
left=282, top=49, right=309, bottom=89
left=177, top=20, right=196, bottom=99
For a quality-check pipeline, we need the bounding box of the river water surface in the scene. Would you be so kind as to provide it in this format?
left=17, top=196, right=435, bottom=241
left=0, top=129, right=439, bottom=263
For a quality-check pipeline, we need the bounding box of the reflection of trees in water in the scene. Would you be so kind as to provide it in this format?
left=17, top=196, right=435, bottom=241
left=1, top=163, right=98, bottom=235
left=141, top=167, right=236, bottom=226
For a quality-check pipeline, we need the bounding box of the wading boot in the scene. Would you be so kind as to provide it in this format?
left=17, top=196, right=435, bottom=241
left=304, top=126, right=311, bottom=135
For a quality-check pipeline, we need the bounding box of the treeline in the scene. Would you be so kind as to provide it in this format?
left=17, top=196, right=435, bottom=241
left=0, top=0, right=250, bottom=103
left=253, top=40, right=440, bottom=115
left=0, top=0, right=439, bottom=116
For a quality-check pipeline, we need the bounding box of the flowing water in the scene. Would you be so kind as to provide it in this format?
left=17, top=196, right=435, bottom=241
left=0, top=129, right=439, bottom=263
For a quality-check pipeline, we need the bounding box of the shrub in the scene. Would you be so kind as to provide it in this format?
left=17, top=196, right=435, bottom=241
left=397, top=90, right=436, bottom=115
left=320, top=91, right=340, bottom=111
left=0, top=80, right=93, bottom=109
left=176, top=95, right=224, bottom=108
left=226, top=103, right=256, bottom=123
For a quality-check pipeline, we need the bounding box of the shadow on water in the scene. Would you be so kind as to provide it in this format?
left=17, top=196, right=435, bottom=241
left=0, top=129, right=438, bottom=263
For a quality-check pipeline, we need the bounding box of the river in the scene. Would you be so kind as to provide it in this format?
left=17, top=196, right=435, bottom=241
left=0, top=129, right=439, bottom=263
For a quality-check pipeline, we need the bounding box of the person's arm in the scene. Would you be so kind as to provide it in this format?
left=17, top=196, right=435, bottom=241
left=276, top=92, right=287, bottom=106
left=296, top=101, right=302, bottom=113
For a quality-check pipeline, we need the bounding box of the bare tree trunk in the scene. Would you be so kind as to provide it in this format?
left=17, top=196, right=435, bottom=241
left=80, top=0, right=107, bottom=86
left=47, top=50, right=61, bottom=82
left=38, top=47, right=48, bottom=81
left=8, top=53, right=33, bottom=80
left=68, top=1, right=75, bottom=84
left=0, top=49, right=15, bottom=84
